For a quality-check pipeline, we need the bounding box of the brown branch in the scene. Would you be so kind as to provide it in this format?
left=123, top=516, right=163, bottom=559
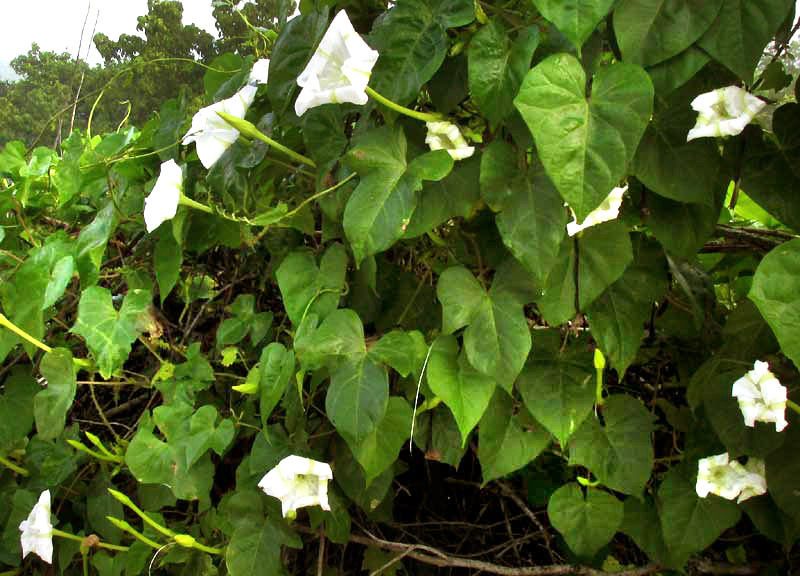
left=495, top=480, right=556, bottom=563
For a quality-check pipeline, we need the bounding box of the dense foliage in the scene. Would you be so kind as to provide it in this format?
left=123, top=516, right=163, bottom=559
left=1, top=0, right=800, bottom=574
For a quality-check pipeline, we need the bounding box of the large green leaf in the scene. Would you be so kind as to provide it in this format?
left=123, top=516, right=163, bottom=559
left=495, top=160, right=568, bottom=285
left=467, top=20, right=539, bottom=129
left=748, top=238, right=800, bottom=371
left=343, top=125, right=453, bottom=264
left=259, top=343, right=295, bottom=429
left=369, top=0, right=448, bottom=105
left=75, top=201, right=115, bottom=286
left=352, top=396, right=413, bottom=485
left=765, top=425, right=800, bottom=523
left=621, top=497, right=670, bottom=565
left=646, top=191, right=721, bottom=259
left=478, top=389, right=551, bottom=484
left=367, top=330, right=427, bottom=378
left=517, top=331, right=595, bottom=446
left=697, top=0, right=794, bottom=81
left=531, top=0, right=617, bottom=51
left=587, top=237, right=667, bottom=375
left=33, top=348, right=76, bottom=441
left=537, top=220, right=634, bottom=325
left=154, top=229, right=182, bottom=304
left=41, top=255, right=75, bottom=310
left=514, top=54, right=653, bottom=221
left=326, top=358, right=389, bottom=446
left=437, top=264, right=531, bottom=390
left=275, top=243, right=347, bottom=326
left=614, top=0, right=723, bottom=66
left=547, top=483, right=624, bottom=559
left=294, top=308, right=366, bottom=372
left=71, top=287, right=153, bottom=379
left=569, top=394, right=655, bottom=495
left=225, top=516, right=289, bottom=576
left=426, top=335, right=495, bottom=445
left=0, top=369, right=37, bottom=454
left=646, top=46, right=711, bottom=95
left=658, top=465, right=741, bottom=568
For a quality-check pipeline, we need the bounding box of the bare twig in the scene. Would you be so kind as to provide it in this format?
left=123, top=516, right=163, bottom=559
left=496, top=481, right=556, bottom=563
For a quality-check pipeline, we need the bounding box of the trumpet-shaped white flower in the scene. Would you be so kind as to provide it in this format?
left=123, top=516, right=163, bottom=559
left=567, top=185, right=627, bottom=236
left=731, top=360, right=788, bottom=432
left=182, top=85, right=258, bottom=168
left=258, top=455, right=333, bottom=518
left=144, top=159, right=183, bottom=233
left=248, top=59, right=270, bottom=85
left=294, top=10, right=379, bottom=117
left=686, top=86, right=765, bottom=142
left=425, top=121, right=475, bottom=160
left=696, top=453, right=744, bottom=500
left=19, top=490, right=53, bottom=564
left=730, top=458, right=767, bottom=503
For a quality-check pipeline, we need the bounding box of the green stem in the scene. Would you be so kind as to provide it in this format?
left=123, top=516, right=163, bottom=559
left=216, top=111, right=317, bottom=168
left=179, top=194, right=214, bottom=215
left=174, top=534, right=224, bottom=555
left=365, top=86, right=445, bottom=123
left=51, top=528, right=130, bottom=552
left=593, top=348, right=606, bottom=406
left=0, top=313, right=52, bottom=353
left=787, top=399, right=800, bottom=416
left=0, top=455, right=29, bottom=476
left=192, top=541, right=224, bottom=555
left=82, top=548, right=88, bottom=576
left=283, top=172, right=357, bottom=220
left=105, top=517, right=162, bottom=549
left=107, top=489, right=176, bottom=539
left=66, top=440, right=123, bottom=463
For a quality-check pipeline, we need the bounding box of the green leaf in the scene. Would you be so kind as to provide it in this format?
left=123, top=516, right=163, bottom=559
left=343, top=125, right=453, bottom=264
left=569, top=394, right=655, bottom=495
left=646, top=191, right=721, bottom=259
left=327, top=357, right=388, bottom=446
left=204, top=53, right=245, bottom=101
left=478, top=389, right=551, bottom=484
left=587, top=237, right=667, bottom=375
left=517, top=331, right=595, bottom=446
left=531, top=0, right=616, bottom=50
left=275, top=243, right=347, bottom=325
left=658, top=465, right=741, bottom=568
left=0, top=369, right=37, bottom=454
left=748, top=238, right=800, bottom=371
left=33, top=348, right=77, bottom=441
left=155, top=229, right=182, bottom=304
left=413, top=405, right=468, bottom=468
left=75, top=201, right=116, bottom=287
left=548, top=483, right=624, bottom=559
left=480, top=140, right=519, bottom=211
left=514, top=54, right=653, bottom=221
left=295, top=308, right=366, bottom=372
left=71, top=287, right=153, bottom=379
left=352, top=396, right=413, bottom=485
left=495, top=159, right=568, bottom=285
left=302, top=105, right=347, bottom=169
left=765, top=425, right=800, bottom=524
left=741, top=495, right=798, bottom=549
left=426, top=335, right=495, bottom=445
left=42, top=255, right=75, bottom=310
left=369, top=0, right=448, bottom=105
left=467, top=20, right=539, bottom=129
left=437, top=264, right=531, bottom=390
left=614, top=0, right=723, bottom=66
left=538, top=221, right=634, bottom=325
left=697, top=0, right=794, bottom=81
left=87, top=470, right=123, bottom=542
left=368, top=330, right=427, bottom=377
left=52, top=132, right=82, bottom=206
left=225, top=516, right=288, bottom=576
left=646, top=46, right=711, bottom=95
left=432, top=0, right=475, bottom=27
left=216, top=294, right=256, bottom=348
left=267, top=9, right=329, bottom=117
left=621, top=497, right=670, bottom=565
left=259, top=343, right=295, bottom=429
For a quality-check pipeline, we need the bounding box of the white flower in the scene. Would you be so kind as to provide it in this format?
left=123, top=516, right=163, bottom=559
left=696, top=453, right=744, bottom=500
left=686, top=86, right=765, bottom=142
left=144, top=159, right=182, bottom=233
left=248, top=59, right=270, bottom=85
left=258, top=455, right=333, bottom=518
left=425, top=121, right=474, bottom=160
left=294, top=10, right=379, bottom=117
left=19, top=490, right=53, bottom=564
left=730, top=458, right=767, bottom=503
left=731, top=360, right=788, bottom=432
left=182, top=85, right=258, bottom=168
left=566, top=185, right=627, bottom=236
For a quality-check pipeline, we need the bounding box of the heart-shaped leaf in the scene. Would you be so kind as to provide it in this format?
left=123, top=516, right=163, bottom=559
left=532, top=0, right=617, bottom=51
left=548, top=483, right=623, bottom=559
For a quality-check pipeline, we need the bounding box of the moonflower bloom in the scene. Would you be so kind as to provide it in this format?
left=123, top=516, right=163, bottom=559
left=182, top=85, right=258, bottom=168
left=730, top=458, right=767, bottom=503
left=731, top=360, right=788, bottom=432
left=19, top=490, right=53, bottom=564
left=425, top=121, right=474, bottom=160
left=566, top=185, right=627, bottom=236
left=248, top=59, right=270, bottom=85
left=696, top=453, right=746, bottom=501
left=294, top=10, right=379, bottom=117
left=686, top=86, right=765, bottom=142
left=144, top=159, right=183, bottom=233
left=258, top=455, right=333, bottom=518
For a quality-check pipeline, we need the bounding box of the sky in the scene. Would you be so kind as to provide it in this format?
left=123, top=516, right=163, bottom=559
left=0, top=0, right=218, bottom=71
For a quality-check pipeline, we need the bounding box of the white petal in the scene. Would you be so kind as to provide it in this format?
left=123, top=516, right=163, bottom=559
left=249, top=59, right=270, bottom=85
left=566, top=186, right=627, bottom=236
left=686, top=86, right=765, bottom=142
left=19, top=490, right=53, bottom=564
left=424, top=121, right=474, bottom=161
left=258, top=455, right=333, bottom=517
left=144, top=160, right=182, bottom=233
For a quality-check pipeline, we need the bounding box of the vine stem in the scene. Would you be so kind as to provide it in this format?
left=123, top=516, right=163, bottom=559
left=0, top=455, right=29, bottom=476
left=365, top=86, right=445, bottom=123
left=787, top=399, right=800, bottom=416
left=51, top=528, right=129, bottom=552
left=0, top=313, right=52, bottom=353
left=179, top=194, right=214, bottom=215
left=216, top=111, right=317, bottom=168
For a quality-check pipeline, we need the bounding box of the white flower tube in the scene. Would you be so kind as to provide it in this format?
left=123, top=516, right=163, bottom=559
left=144, top=159, right=183, bottom=233
left=182, top=85, right=258, bottom=168
left=19, top=490, right=53, bottom=564
left=258, top=455, right=333, bottom=518
left=731, top=360, right=788, bottom=432
left=248, top=59, right=270, bottom=85
left=294, top=10, right=380, bottom=117
left=686, top=86, right=765, bottom=142
left=567, top=185, right=627, bottom=236
left=425, top=121, right=474, bottom=160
